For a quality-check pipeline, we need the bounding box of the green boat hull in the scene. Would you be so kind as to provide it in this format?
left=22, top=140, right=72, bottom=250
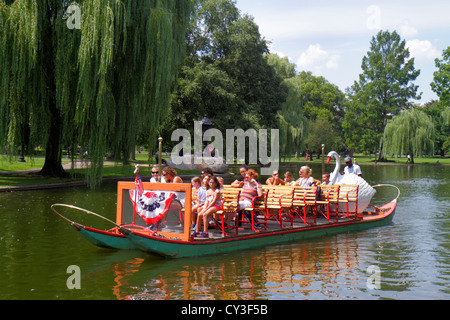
left=75, top=225, right=137, bottom=250
left=121, top=202, right=397, bottom=258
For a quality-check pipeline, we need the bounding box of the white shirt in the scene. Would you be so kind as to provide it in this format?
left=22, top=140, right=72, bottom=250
left=344, top=164, right=362, bottom=176
left=150, top=176, right=166, bottom=183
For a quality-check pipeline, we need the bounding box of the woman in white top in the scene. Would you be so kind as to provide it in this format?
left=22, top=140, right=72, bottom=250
left=295, top=166, right=315, bottom=186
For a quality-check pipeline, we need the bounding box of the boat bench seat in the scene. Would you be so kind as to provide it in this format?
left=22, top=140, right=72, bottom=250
left=221, top=183, right=358, bottom=228
left=292, top=186, right=319, bottom=225
left=213, top=188, right=240, bottom=235
left=263, top=185, right=295, bottom=228
left=337, top=184, right=360, bottom=219
left=316, top=185, right=340, bottom=222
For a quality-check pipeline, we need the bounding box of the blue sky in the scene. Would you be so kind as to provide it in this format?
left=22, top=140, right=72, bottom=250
left=235, top=0, right=450, bottom=103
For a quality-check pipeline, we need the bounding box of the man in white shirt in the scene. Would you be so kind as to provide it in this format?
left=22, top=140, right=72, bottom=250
left=344, top=156, right=362, bottom=177
left=150, top=165, right=166, bottom=183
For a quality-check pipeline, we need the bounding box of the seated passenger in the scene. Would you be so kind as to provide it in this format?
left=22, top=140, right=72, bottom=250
left=266, top=170, right=286, bottom=185
left=230, top=164, right=248, bottom=188
left=162, top=166, right=183, bottom=183
left=194, top=176, right=222, bottom=238
left=237, top=169, right=263, bottom=227
left=294, top=166, right=315, bottom=186
left=191, top=175, right=210, bottom=227
left=149, top=165, right=166, bottom=183
left=321, top=172, right=332, bottom=185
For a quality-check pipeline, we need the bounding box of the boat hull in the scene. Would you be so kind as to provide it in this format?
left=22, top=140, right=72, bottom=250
left=74, top=225, right=137, bottom=250
left=121, top=202, right=397, bottom=258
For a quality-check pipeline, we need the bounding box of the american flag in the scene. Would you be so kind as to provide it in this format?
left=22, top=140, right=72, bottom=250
left=135, top=169, right=144, bottom=197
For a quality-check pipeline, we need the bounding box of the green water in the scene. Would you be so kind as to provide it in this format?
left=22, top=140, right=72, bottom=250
left=0, top=163, right=449, bottom=300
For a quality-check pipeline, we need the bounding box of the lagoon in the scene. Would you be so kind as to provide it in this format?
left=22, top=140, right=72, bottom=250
left=0, top=163, right=448, bottom=299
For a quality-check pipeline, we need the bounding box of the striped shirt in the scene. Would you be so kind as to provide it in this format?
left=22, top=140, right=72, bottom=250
left=240, top=181, right=261, bottom=201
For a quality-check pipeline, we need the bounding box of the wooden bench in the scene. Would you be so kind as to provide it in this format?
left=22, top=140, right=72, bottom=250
left=240, top=193, right=268, bottom=232
left=223, top=185, right=267, bottom=232
left=316, top=185, right=340, bottom=222
left=221, top=183, right=359, bottom=229
left=292, top=186, right=318, bottom=225
left=213, top=188, right=241, bottom=236
left=263, top=185, right=295, bottom=228
left=338, top=185, right=360, bottom=220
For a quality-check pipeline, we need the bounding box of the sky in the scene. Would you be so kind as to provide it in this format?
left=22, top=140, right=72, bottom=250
left=235, top=0, right=450, bottom=103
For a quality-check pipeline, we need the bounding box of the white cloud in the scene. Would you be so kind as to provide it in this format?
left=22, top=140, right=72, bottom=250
left=297, top=44, right=340, bottom=74
left=398, top=21, right=418, bottom=38
left=406, top=39, right=441, bottom=62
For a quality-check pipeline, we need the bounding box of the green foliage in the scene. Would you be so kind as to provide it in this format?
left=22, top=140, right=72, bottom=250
left=0, top=0, right=193, bottom=186
left=165, top=62, right=241, bottom=135
left=382, top=108, right=435, bottom=161
left=305, top=118, right=342, bottom=154
left=431, top=46, right=450, bottom=105
left=344, top=30, right=421, bottom=155
left=265, top=54, right=296, bottom=80
left=276, top=76, right=309, bottom=155
left=164, top=0, right=286, bottom=144
left=295, top=71, right=345, bottom=122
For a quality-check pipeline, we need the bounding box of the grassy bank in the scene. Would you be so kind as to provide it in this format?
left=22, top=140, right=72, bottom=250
left=1, top=153, right=448, bottom=188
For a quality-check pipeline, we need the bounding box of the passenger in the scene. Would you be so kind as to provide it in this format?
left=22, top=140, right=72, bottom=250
left=237, top=169, right=263, bottom=227
left=321, top=172, right=332, bottom=185
left=266, top=170, right=286, bottom=185
left=343, top=156, right=362, bottom=177
left=284, top=171, right=295, bottom=185
left=295, top=166, right=320, bottom=216
left=194, top=176, right=222, bottom=238
left=231, top=164, right=248, bottom=188
left=162, top=166, right=183, bottom=183
left=191, top=176, right=201, bottom=191
left=294, top=166, right=315, bottom=186
left=149, top=165, right=165, bottom=182
left=217, top=176, right=225, bottom=190
left=201, top=167, right=214, bottom=178
left=192, top=174, right=211, bottom=226
left=162, top=166, right=183, bottom=224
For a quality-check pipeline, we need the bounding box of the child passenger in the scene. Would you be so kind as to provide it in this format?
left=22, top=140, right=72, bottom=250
left=191, top=175, right=210, bottom=227
left=194, top=176, right=222, bottom=238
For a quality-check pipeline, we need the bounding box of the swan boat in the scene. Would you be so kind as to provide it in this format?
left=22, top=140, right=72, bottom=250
left=326, top=151, right=377, bottom=213
left=51, top=177, right=400, bottom=259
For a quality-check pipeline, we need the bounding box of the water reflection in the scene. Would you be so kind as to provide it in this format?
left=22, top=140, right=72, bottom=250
left=0, top=164, right=449, bottom=299
left=97, top=234, right=365, bottom=300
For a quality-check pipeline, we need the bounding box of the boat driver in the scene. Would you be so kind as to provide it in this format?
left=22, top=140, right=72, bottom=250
left=343, top=156, right=362, bottom=177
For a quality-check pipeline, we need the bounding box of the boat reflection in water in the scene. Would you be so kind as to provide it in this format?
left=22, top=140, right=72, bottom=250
left=99, top=232, right=367, bottom=300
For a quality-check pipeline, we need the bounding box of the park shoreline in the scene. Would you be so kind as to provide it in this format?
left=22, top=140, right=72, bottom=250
left=1, top=159, right=447, bottom=192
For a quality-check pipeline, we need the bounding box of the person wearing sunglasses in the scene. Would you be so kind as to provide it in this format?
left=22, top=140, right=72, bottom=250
left=161, top=166, right=183, bottom=183
left=265, top=170, right=286, bottom=185
left=149, top=165, right=166, bottom=183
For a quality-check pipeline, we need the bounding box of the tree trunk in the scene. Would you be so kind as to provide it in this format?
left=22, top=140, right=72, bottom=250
left=39, top=109, right=68, bottom=178
left=38, top=2, right=68, bottom=178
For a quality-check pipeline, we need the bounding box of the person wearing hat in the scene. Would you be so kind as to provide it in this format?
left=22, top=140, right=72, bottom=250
left=343, top=156, right=362, bottom=177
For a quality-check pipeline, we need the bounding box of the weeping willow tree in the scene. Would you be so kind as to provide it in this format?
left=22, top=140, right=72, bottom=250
left=381, top=108, right=435, bottom=163
left=76, top=0, right=193, bottom=186
left=0, top=0, right=193, bottom=186
left=277, top=76, right=309, bottom=157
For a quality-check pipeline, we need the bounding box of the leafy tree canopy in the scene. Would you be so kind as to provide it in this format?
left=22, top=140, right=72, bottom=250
left=431, top=46, right=450, bottom=106
left=344, top=30, right=421, bottom=156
